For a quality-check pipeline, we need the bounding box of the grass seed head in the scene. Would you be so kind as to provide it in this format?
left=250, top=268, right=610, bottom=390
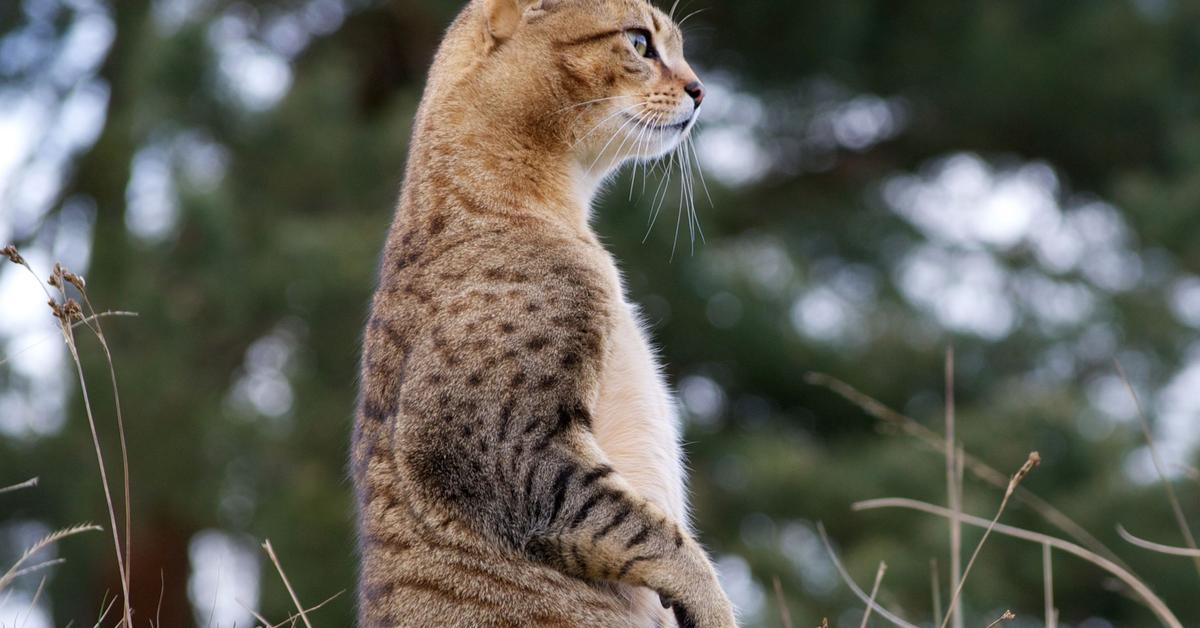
left=2, top=245, right=23, bottom=265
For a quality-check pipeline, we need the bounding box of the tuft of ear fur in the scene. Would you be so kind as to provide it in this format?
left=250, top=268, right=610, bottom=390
left=485, top=0, right=551, bottom=43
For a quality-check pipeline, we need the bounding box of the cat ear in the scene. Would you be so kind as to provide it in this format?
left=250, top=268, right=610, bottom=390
left=485, top=0, right=553, bottom=42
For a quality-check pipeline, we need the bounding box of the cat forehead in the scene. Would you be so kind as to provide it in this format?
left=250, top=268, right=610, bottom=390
left=593, top=0, right=682, bottom=47
left=568, top=0, right=686, bottom=44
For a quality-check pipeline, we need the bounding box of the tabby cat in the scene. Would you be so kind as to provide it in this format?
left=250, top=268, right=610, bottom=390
left=352, top=0, right=735, bottom=626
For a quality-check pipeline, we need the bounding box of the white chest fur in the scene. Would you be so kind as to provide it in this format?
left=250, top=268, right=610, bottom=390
left=593, top=297, right=689, bottom=528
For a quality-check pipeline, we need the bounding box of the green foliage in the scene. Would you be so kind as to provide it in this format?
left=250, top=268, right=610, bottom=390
left=2, top=0, right=1199, bottom=625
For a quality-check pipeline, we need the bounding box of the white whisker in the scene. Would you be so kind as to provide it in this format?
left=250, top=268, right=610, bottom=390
left=687, top=136, right=708, bottom=244
left=645, top=151, right=676, bottom=243
left=584, top=105, right=648, bottom=178
left=678, top=7, right=709, bottom=27
left=550, top=95, right=630, bottom=117
left=571, top=103, right=643, bottom=151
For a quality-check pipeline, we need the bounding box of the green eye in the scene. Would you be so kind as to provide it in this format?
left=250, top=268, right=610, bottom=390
left=626, top=30, right=655, bottom=58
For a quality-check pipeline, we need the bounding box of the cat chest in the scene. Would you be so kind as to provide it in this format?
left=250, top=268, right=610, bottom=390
left=591, top=301, right=687, bottom=522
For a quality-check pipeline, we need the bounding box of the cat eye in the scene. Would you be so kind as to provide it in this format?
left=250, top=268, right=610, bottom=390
left=626, top=29, right=657, bottom=59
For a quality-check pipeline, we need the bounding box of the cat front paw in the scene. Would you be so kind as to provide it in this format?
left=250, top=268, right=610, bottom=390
left=662, top=592, right=736, bottom=628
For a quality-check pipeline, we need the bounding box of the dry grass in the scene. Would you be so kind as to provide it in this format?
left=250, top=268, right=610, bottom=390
left=1, top=246, right=336, bottom=626
left=1042, top=543, right=1056, bottom=628
left=1115, top=359, right=1200, bottom=579
left=940, top=452, right=1039, bottom=628
left=806, top=354, right=1200, bottom=628
left=859, top=561, right=887, bottom=628
left=6, top=245, right=1200, bottom=627
left=805, top=372, right=1131, bottom=571
left=985, top=610, right=1015, bottom=627
left=772, top=575, right=794, bottom=628
left=943, top=348, right=963, bottom=628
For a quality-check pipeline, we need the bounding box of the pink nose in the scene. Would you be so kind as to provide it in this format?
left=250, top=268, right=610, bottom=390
left=684, top=81, right=705, bottom=107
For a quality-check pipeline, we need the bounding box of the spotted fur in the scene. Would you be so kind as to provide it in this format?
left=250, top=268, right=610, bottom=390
left=353, top=1, right=734, bottom=626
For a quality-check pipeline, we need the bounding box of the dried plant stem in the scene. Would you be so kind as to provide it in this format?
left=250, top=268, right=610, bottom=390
left=4, top=251, right=133, bottom=626
left=860, top=561, right=888, bottom=628
left=0, top=524, right=101, bottom=591
left=816, top=523, right=919, bottom=628
left=985, top=610, right=1015, bottom=627
left=1115, top=359, right=1200, bottom=580
left=75, top=282, right=134, bottom=607
left=0, top=478, right=38, bottom=495
left=944, top=348, right=963, bottom=628
left=93, top=592, right=119, bottom=628
left=805, top=372, right=1130, bottom=570
left=1043, top=543, right=1056, bottom=628
left=263, top=540, right=314, bottom=628
left=63, top=319, right=132, bottom=627
left=0, top=311, right=137, bottom=368
left=929, top=559, right=942, bottom=628
left=1118, top=525, right=1200, bottom=557
left=7, top=558, right=66, bottom=580
left=771, top=576, right=794, bottom=628
left=853, top=498, right=1182, bottom=628
left=261, top=591, right=344, bottom=628
left=22, top=576, right=48, bottom=627
left=939, top=452, right=1040, bottom=628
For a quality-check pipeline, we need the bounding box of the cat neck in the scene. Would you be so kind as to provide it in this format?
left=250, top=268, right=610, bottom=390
left=404, top=106, right=617, bottom=234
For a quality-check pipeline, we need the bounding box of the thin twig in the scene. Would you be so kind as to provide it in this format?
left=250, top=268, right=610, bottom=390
left=805, top=371, right=1131, bottom=571
left=234, top=597, right=274, bottom=628
left=860, top=562, right=888, bottom=628
left=59, top=302, right=133, bottom=627
left=1115, top=359, right=1200, bottom=580
left=929, top=559, right=942, bottom=628
left=940, top=452, right=1040, bottom=628
left=6, top=558, right=66, bottom=580
left=92, top=591, right=118, bottom=628
left=268, top=590, right=344, bottom=628
left=1118, top=525, right=1200, bottom=557
left=0, top=524, right=101, bottom=591
left=944, top=348, right=962, bottom=628
left=263, top=540, right=314, bottom=628
left=985, top=610, right=1015, bottom=627
left=853, top=498, right=1182, bottom=628
left=1043, top=543, right=1056, bottom=628
left=156, top=569, right=165, bottom=628
left=3, top=251, right=133, bottom=626
left=771, top=576, right=794, bottom=628
left=0, top=311, right=138, bottom=368
left=0, top=478, right=39, bottom=495
left=815, top=523, right=918, bottom=628
left=20, top=576, right=47, bottom=628
left=73, top=280, right=135, bottom=613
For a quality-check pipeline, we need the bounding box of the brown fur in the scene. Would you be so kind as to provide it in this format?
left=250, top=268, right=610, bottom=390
left=352, top=1, right=734, bottom=626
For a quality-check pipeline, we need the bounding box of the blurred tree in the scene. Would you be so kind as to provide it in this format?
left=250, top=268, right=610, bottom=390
left=1, top=0, right=1198, bottom=625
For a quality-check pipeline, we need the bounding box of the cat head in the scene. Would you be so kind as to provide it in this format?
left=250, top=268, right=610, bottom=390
left=431, top=0, right=704, bottom=177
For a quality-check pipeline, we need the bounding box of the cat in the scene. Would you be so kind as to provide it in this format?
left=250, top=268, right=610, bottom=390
left=352, top=1, right=734, bottom=626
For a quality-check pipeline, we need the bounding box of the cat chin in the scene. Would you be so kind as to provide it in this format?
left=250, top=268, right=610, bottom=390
left=636, top=134, right=688, bottom=160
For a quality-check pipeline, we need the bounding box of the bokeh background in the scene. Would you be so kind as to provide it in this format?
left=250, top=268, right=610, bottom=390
left=2, top=0, right=1200, bottom=625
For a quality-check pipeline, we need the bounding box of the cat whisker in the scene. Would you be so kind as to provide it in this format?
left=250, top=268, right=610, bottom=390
left=570, top=103, right=643, bottom=151
left=686, top=128, right=714, bottom=211
left=550, top=95, right=631, bottom=117
left=687, top=136, right=707, bottom=245
left=644, top=150, right=676, bottom=243
left=678, top=7, right=709, bottom=27
left=584, top=104, right=650, bottom=178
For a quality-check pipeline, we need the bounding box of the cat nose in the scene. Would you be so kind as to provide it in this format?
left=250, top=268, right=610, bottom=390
left=684, top=81, right=705, bottom=107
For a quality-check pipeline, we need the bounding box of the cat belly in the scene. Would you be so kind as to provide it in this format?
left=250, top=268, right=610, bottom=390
left=593, top=301, right=688, bottom=526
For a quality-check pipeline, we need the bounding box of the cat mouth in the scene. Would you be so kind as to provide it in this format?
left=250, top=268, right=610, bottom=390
left=626, top=114, right=694, bottom=134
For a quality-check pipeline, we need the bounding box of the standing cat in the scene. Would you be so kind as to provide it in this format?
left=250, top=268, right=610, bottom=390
left=352, top=0, right=735, bottom=626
